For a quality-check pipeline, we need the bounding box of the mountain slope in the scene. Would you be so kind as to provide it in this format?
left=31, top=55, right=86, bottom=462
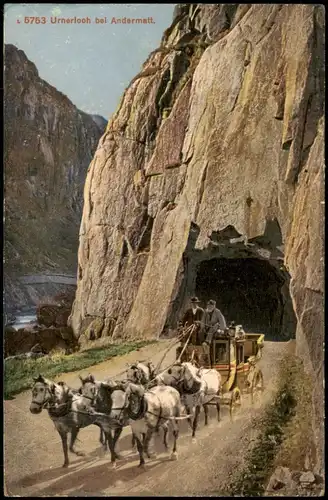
left=4, top=44, right=107, bottom=277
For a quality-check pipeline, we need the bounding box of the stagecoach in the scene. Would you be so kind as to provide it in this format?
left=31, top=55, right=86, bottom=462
left=176, top=324, right=265, bottom=418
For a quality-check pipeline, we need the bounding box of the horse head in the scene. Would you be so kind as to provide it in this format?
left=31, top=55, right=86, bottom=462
left=78, top=373, right=99, bottom=404
left=180, top=362, right=202, bottom=393
left=126, top=363, right=141, bottom=384
left=98, top=380, right=129, bottom=425
left=57, top=381, right=76, bottom=401
left=155, top=362, right=183, bottom=387
left=147, top=361, right=156, bottom=380
left=126, top=362, right=149, bottom=385
left=30, top=374, right=56, bottom=414
left=122, top=382, right=146, bottom=420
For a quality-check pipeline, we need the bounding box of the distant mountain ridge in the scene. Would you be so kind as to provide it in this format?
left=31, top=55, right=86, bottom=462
left=4, top=43, right=107, bottom=308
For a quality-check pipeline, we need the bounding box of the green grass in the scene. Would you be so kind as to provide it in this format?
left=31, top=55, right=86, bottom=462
left=4, top=340, right=156, bottom=400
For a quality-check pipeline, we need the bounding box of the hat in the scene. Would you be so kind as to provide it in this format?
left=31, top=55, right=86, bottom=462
left=207, top=299, right=216, bottom=306
left=190, top=296, right=200, bottom=303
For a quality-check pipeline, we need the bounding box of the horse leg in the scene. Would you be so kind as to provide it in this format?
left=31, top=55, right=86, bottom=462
left=99, top=428, right=105, bottom=445
left=101, top=429, right=107, bottom=453
left=69, top=427, right=85, bottom=456
left=106, top=430, right=118, bottom=469
left=132, top=431, right=144, bottom=450
left=184, top=404, right=193, bottom=430
left=134, top=432, right=146, bottom=468
left=216, top=400, right=221, bottom=422
left=112, top=427, right=123, bottom=460
left=170, top=419, right=179, bottom=460
left=192, top=405, right=201, bottom=440
left=163, top=423, right=169, bottom=449
left=144, top=428, right=156, bottom=459
left=59, top=431, right=69, bottom=468
left=203, top=404, right=209, bottom=426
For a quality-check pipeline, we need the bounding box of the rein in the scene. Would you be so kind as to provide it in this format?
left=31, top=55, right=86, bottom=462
left=98, top=326, right=191, bottom=386
left=48, top=400, right=72, bottom=418
left=32, top=400, right=52, bottom=410
left=74, top=385, right=193, bottom=423
left=143, top=325, right=197, bottom=390
left=81, top=384, right=129, bottom=424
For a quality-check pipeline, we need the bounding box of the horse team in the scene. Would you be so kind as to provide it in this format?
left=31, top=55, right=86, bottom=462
left=29, top=360, right=222, bottom=469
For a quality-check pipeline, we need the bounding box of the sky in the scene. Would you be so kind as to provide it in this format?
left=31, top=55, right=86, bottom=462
left=4, top=3, right=175, bottom=119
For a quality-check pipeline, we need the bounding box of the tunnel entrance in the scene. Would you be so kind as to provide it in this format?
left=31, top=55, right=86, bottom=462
left=195, top=257, right=296, bottom=340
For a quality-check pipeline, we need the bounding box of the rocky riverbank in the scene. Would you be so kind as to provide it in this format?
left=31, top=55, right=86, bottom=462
left=4, top=291, right=78, bottom=358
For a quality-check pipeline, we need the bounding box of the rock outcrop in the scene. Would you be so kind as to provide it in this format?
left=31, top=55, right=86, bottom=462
left=37, top=290, right=75, bottom=328
left=69, top=4, right=324, bottom=471
left=4, top=325, right=78, bottom=358
left=265, top=466, right=324, bottom=496
left=4, top=44, right=106, bottom=304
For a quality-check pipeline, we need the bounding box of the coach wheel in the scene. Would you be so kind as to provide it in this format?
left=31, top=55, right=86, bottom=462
left=251, top=369, right=264, bottom=405
left=230, top=387, right=242, bottom=421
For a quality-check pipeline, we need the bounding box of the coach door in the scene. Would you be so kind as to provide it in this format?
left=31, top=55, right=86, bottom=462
left=213, top=340, right=230, bottom=364
left=236, top=340, right=245, bottom=365
left=213, top=340, right=230, bottom=387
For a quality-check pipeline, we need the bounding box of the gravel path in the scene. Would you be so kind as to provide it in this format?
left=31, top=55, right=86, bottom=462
left=4, top=339, right=295, bottom=496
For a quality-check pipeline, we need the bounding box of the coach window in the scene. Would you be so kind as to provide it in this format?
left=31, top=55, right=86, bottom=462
left=215, top=342, right=229, bottom=363
left=237, top=344, right=244, bottom=364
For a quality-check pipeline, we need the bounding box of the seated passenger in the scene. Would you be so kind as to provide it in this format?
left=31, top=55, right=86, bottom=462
left=177, top=296, right=204, bottom=358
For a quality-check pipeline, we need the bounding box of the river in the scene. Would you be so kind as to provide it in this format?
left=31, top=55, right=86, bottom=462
left=7, top=309, right=38, bottom=330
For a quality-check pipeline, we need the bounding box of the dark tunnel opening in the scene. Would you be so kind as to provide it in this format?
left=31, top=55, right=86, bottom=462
left=195, top=257, right=297, bottom=340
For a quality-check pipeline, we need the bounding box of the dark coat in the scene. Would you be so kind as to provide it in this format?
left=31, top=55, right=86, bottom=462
left=181, top=307, right=205, bottom=345
left=181, top=306, right=204, bottom=327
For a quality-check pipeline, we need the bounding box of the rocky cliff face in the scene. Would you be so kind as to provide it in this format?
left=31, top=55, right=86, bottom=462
left=69, top=5, right=324, bottom=471
left=4, top=44, right=106, bottom=300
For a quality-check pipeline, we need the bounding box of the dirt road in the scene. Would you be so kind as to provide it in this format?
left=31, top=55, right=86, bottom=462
left=5, top=339, right=294, bottom=496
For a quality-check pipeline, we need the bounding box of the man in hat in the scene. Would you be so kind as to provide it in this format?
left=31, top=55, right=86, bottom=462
left=201, top=300, right=227, bottom=365
left=176, top=297, right=204, bottom=359
left=181, top=296, right=204, bottom=328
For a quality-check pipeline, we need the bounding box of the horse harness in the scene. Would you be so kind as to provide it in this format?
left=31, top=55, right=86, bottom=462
left=32, top=382, right=110, bottom=419
left=31, top=384, right=53, bottom=410
left=31, top=384, right=75, bottom=417
left=127, top=389, right=171, bottom=432
left=126, top=392, right=148, bottom=421
left=47, top=399, right=74, bottom=418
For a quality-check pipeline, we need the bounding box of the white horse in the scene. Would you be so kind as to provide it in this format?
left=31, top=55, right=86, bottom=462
left=156, top=361, right=221, bottom=438
left=80, top=377, right=184, bottom=468
left=125, top=383, right=182, bottom=467
left=125, top=361, right=168, bottom=449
